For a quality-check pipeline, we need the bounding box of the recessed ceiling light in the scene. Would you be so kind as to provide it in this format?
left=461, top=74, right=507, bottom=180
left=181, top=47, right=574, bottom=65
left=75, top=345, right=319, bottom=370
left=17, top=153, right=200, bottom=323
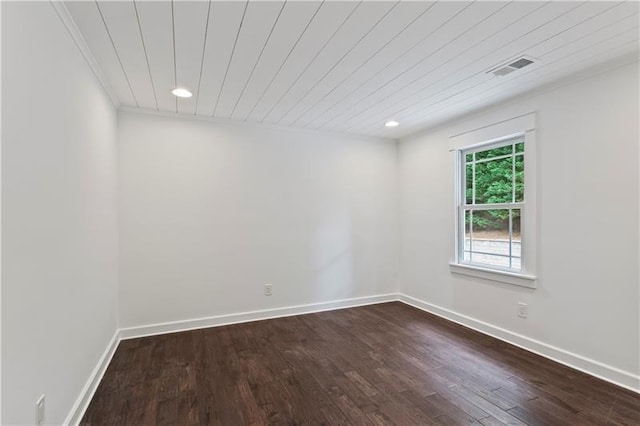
left=385, top=120, right=399, bottom=127
left=171, top=88, right=192, bottom=98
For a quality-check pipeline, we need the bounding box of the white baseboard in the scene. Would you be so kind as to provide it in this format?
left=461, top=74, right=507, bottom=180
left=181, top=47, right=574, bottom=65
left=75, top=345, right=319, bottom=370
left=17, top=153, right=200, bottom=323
left=64, top=330, right=121, bottom=426
left=66, top=294, right=397, bottom=424
left=119, top=293, right=399, bottom=340
left=66, top=291, right=639, bottom=424
left=398, top=293, right=640, bottom=393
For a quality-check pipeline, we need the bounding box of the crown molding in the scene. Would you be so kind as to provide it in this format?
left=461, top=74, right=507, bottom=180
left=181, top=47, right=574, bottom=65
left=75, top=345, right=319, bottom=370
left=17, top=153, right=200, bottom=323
left=49, top=0, right=120, bottom=108
left=119, top=106, right=398, bottom=144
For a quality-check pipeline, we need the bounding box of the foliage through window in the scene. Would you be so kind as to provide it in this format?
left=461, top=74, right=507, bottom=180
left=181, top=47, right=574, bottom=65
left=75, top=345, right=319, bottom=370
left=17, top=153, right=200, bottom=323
left=460, top=138, right=524, bottom=271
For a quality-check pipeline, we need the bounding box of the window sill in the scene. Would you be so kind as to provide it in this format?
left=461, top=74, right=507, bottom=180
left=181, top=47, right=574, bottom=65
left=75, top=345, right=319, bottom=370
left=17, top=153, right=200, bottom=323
left=449, top=262, right=537, bottom=288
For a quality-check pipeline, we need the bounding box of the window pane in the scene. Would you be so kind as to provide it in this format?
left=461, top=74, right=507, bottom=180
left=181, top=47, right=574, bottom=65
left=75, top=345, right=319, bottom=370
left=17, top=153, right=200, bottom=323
left=515, top=154, right=524, bottom=202
left=475, top=144, right=513, bottom=160
left=474, top=157, right=512, bottom=205
left=465, top=163, right=473, bottom=204
left=466, top=153, right=473, bottom=163
left=511, top=257, right=522, bottom=270
left=515, top=141, right=524, bottom=153
left=471, top=209, right=510, bottom=256
left=463, top=208, right=521, bottom=270
left=512, top=210, right=521, bottom=268
left=464, top=252, right=511, bottom=268
left=464, top=210, right=473, bottom=262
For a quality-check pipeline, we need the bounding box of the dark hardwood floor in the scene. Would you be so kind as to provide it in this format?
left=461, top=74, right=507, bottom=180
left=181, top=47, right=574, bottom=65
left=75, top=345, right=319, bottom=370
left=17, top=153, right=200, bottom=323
left=81, top=302, right=640, bottom=425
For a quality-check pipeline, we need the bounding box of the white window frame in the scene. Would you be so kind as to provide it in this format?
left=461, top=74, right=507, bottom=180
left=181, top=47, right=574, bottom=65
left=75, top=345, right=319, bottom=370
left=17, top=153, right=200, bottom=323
left=448, top=113, right=537, bottom=288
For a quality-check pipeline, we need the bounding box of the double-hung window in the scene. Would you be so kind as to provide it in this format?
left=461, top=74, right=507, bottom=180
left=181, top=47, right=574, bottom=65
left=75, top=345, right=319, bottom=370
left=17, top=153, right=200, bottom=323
left=450, top=114, right=537, bottom=287
left=462, top=138, right=524, bottom=270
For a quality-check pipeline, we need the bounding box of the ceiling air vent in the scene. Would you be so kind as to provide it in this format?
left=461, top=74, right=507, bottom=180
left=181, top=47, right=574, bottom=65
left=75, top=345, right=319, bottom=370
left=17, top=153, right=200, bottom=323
left=488, top=56, right=535, bottom=77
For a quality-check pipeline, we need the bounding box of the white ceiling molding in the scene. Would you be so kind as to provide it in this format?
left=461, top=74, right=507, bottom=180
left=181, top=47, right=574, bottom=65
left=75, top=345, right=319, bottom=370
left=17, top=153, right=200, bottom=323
left=118, top=105, right=397, bottom=145
left=49, top=0, right=120, bottom=108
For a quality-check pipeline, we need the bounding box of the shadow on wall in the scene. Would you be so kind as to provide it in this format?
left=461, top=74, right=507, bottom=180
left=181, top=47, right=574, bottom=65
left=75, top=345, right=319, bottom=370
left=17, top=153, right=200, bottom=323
left=312, top=213, right=355, bottom=302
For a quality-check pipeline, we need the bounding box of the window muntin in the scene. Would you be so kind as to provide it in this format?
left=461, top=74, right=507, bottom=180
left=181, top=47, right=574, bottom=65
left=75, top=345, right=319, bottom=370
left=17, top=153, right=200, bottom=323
left=460, top=138, right=524, bottom=272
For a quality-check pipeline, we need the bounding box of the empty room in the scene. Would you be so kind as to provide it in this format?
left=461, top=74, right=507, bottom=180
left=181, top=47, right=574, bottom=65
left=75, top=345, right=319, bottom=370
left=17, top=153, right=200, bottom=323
left=1, top=0, right=639, bottom=424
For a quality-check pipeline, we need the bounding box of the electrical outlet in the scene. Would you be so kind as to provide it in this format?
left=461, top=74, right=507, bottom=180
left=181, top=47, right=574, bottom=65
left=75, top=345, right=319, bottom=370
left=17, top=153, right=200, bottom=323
left=35, top=394, right=45, bottom=426
left=264, top=284, right=272, bottom=296
left=518, top=302, right=528, bottom=319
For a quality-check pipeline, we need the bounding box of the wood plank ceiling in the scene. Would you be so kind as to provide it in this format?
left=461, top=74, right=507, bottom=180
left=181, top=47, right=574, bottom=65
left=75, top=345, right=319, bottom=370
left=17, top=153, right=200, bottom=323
left=64, top=1, right=640, bottom=139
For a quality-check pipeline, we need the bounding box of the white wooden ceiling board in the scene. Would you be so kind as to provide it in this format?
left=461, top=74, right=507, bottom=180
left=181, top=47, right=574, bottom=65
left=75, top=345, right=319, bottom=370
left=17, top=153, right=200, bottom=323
left=64, top=1, right=136, bottom=106
left=344, top=69, right=490, bottom=135
left=397, top=41, right=640, bottom=138
left=96, top=1, right=156, bottom=109
left=229, top=1, right=322, bottom=121
left=134, top=0, right=174, bottom=112
left=378, top=2, right=634, bottom=133
left=262, top=1, right=398, bottom=125
left=360, top=29, right=640, bottom=138
left=245, top=1, right=359, bottom=123
left=282, top=1, right=435, bottom=127
left=325, top=2, right=576, bottom=132
left=522, top=2, right=639, bottom=59
left=296, top=1, right=448, bottom=128
left=506, top=38, right=638, bottom=97
left=313, top=1, right=542, bottom=131
left=213, top=1, right=285, bottom=119
left=66, top=0, right=639, bottom=138
left=516, top=25, right=638, bottom=80
left=195, top=1, right=246, bottom=116
left=324, top=2, right=545, bottom=133
left=316, top=1, right=507, bottom=130
left=301, top=1, right=471, bottom=129
left=366, top=2, right=620, bottom=130
left=327, top=1, right=612, bottom=133
left=173, top=0, right=210, bottom=115
left=322, top=1, right=581, bottom=131
left=372, top=39, right=639, bottom=139
left=402, top=27, right=638, bottom=135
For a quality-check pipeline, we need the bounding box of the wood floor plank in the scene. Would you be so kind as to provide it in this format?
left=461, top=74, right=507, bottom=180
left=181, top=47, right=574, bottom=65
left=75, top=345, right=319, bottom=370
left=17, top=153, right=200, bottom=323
left=320, top=404, right=351, bottom=425
left=81, top=302, right=640, bottom=425
left=446, top=384, right=525, bottom=425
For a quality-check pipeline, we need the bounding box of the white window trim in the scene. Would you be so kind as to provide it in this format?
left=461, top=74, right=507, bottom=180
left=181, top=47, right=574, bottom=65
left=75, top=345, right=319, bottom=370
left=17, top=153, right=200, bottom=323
left=449, top=113, right=537, bottom=288
left=448, top=262, right=536, bottom=288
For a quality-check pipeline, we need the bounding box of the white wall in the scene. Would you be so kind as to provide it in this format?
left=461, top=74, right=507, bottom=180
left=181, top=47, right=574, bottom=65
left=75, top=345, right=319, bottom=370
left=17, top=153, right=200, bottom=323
left=398, top=61, right=639, bottom=387
left=1, top=4, right=637, bottom=423
left=1, top=2, right=118, bottom=424
left=118, top=111, right=399, bottom=328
